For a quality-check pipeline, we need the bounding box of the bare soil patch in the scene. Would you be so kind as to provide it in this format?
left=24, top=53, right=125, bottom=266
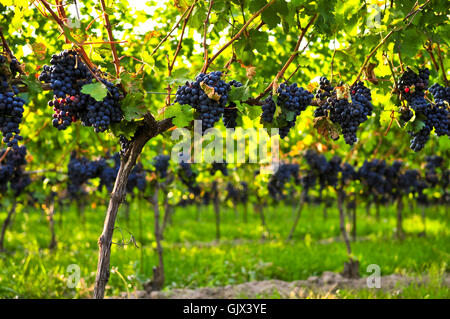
left=117, top=271, right=450, bottom=299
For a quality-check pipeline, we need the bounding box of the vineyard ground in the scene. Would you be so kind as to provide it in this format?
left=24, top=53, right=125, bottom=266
left=118, top=272, right=450, bottom=299
left=0, top=201, right=448, bottom=298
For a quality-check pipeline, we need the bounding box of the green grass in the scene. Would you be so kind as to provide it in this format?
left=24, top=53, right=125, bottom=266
left=0, top=199, right=448, bottom=298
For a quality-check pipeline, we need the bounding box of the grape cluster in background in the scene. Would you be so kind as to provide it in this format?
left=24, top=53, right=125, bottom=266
left=224, top=181, right=249, bottom=206
left=0, top=146, right=30, bottom=195
left=67, top=151, right=104, bottom=198
left=268, top=163, right=300, bottom=200
left=153, top=154, right=170, bottom=178
left=266, top=150, right=448, bottom=207
left=67, top=151, right=147, bottom=198
left=178, top=160, right=200, bottom=196
left=210, top=161, right=228, bottom=176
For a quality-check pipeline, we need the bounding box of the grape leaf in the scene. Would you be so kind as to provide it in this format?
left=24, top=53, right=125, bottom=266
left=229, top=85, right=251, bottom=102
left=249, top=30, right=269, bottom=54
left=314, top=116, right=340, bottom=140
left=285, top=110, right=297, bottom=122
left=166, top=68, right=191, bottom=85
left=20, top=73, right=42, bottom=97
left=234, top=100, right=245, bottom=113
left=29, top=42, right=47, bottom=61
left=200, top=82, right=221, bottom=101
left=119, top=71, right=143, bottom=94
left=121, top=93, right=147, bottom=121
left=246, top=105, right=262, bottom=120
left=164, top=104, right=193, bottom=127
left=110, top=121, right=139, bottom=139
left=404, top=113, right=426, bottom=133
left=81, top=82, right=108, bottom=101
left=335, top=84, right=350, bottom=101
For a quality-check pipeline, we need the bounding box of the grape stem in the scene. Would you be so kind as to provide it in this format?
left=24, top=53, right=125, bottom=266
left=397, top=51, right=405, bottom=73
left=99, top=0, right=121, bottom=77
left=36, top=1, right=103, bottom=83
left=149, top=6, right=190, bottom=57
left=383, top=51, right=406, bottom=109
left=424, top=41, right=439, bottom=73
left=0, top=28, right=13, bottom=58
left=0, top=148, right=10, bottom=163
left=255, top=13, right=317, bottom=101
left=55, top=0, right=67, bottom=24
left=352, top=27, right=398, bottom=86
left=285, top=37, right=313, bottom=83
left=38, top=0, right=66, bottom=32
left=145, top=92, right=176, bottom=95
left=435, top=43, right=449, bottom=86
left=85, top=15, right=103, bottom=32
left=384, top=110, right=396, bottom=137
left=353, top=0, right=431, bottom=86
left=402, top=0, right=431, bottom=25
left=223, top=52, right=236, bottom=71
left=330, top=38, right=337, bottom=83
left=0, top=29, right=26, bottom=76
left=203, top=0, right=276, bottom=73
left=166, top=0, right=198, bottom=107
left=201, top=0, right=214, bottom=73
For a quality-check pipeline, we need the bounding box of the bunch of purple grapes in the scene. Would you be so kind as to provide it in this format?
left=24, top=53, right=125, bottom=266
left=304, top=150, right=331, bottom=190
left=424, top=155, right=443, bottom=187
left=398, top=169, right=420, bottom=195
left=314, top=77, right=373, bottom=145
left=429, top=83, right=450, bottom=104
left=39, top=50, right=123, bottom=133
left=175, top=71, right=234, bottom=132
left=428, top=83, right=449, bottom=137
left=223, top=80, right=243, bottom=129
left=68, top=152, right=146, bottom=196
left=97, top=153, right=146, bottom=194
left=397, top=68, right=449, bottom=151
left=240, top=181, right=249, bottom=204
left=304, top=150, right=343, bottom=190
left=260, top=96, right=276, bottom=123
left=0, top=54, right=25, bottom=149
left=260, top=83, right=314, bottom=139
left=383, top=160, right=403, bottom=197
left=98, top=153, right=120, bottom=192
left=341, top=162, right=356, bottom=185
